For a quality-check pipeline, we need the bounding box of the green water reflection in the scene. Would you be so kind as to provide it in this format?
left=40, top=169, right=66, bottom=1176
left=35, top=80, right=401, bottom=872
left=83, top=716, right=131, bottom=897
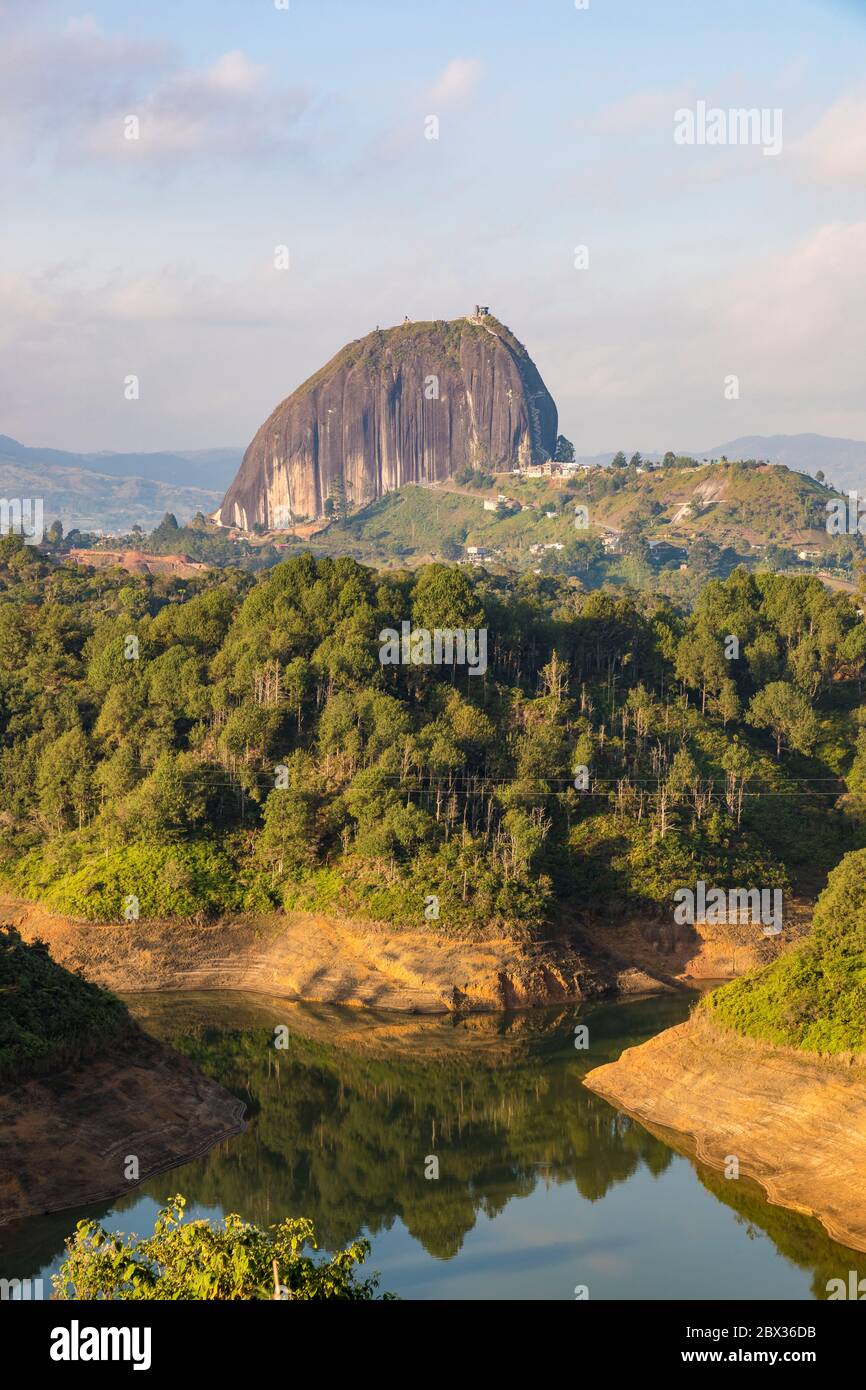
left=1, top=991, right=863, bottom=1300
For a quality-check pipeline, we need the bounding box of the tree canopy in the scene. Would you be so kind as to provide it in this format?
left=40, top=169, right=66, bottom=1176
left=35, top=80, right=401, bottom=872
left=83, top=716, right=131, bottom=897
left=0, top=549, right=863, bottom=936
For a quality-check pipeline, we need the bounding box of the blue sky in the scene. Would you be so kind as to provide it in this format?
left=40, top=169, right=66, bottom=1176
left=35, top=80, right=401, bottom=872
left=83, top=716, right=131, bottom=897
left=3, top=0, right=866, bottom=455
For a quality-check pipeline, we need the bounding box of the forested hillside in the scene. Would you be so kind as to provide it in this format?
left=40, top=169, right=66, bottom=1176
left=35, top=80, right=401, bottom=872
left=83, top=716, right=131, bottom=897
left=1, top=532, right=865, bottom=938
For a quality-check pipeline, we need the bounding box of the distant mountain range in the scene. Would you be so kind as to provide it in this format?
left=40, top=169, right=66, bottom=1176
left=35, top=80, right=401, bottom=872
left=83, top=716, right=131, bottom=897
left=0, top=436, right=243, bottom=533
left=0, top=436, right=242, bottom=488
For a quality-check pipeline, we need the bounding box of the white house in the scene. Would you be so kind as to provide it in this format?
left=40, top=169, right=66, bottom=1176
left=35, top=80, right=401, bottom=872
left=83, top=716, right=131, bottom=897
left=464, top=544, right=490, bottom=564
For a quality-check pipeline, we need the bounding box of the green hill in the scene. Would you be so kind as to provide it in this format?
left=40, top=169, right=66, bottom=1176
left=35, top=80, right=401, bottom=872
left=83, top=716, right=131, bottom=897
left=298, top=459, right=855, bottom=595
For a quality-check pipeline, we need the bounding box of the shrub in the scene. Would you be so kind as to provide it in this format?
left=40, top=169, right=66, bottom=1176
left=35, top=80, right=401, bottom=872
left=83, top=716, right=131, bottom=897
left=706, top=847, right=866, bottom=1052
left=42, top=841, right=245, bottom=922
left=53, top=1195, right=391, bottom=1301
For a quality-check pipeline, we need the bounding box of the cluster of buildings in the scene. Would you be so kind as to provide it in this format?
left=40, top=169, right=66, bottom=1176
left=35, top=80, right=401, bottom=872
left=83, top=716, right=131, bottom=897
left=529, top=542, right=565, bottom=556
left=464, top=543, right=505, bottom=566
left=512, top=459, right=608, bottom=478
left=513, top=460, right=566, bottom=479
left=511, top=457, right=668, bottom=480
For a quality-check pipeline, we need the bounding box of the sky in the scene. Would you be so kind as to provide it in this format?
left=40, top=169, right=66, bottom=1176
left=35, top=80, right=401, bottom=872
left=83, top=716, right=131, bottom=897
left=3, top=0, right=866, bottom=456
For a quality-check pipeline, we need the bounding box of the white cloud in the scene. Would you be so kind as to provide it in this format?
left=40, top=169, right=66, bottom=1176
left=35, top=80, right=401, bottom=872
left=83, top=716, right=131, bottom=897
left=200, top=50, right=264, bottom=95
left=0, top=264, right=280, bottom=335
left=794, top=90, right=866, bottom=183
left=532, top=221, right=866, bottom=449
left=0, top=17, right=313, bottom=168
left=0, top=14, right=171, bottom=116
left=705, top=222, right=866, bottom=400
left=0, top=259, right=306, bottom=449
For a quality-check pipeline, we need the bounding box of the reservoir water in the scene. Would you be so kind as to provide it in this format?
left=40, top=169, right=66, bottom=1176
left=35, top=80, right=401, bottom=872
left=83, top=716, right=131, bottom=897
left=1, top=990, right=862, bottom=1300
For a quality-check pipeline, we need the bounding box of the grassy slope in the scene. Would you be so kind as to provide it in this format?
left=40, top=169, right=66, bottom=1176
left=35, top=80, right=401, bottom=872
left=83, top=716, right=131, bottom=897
left=590, top=463, right=829, bottom=545
left=307, top=462, right=838, bottom=569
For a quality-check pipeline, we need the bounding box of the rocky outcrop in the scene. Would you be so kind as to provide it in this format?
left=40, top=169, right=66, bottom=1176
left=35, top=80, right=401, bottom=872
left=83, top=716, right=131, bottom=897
left=0, top=1034, right=245, bottom=1226
left=1, top=895, right=612, bottom=1014
left=217, top=313, right=558, bottom=527
left=585, top=1014, right=866, bottom=1253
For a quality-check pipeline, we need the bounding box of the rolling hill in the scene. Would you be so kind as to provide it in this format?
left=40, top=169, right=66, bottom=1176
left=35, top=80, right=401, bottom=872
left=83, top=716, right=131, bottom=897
left=576, top=435, right=866, bottom=493
left=0, top=436, right=242, bottom=489
left=300, top=459, right=849, bottom=582
left=694, top=434, right=866, bottom=492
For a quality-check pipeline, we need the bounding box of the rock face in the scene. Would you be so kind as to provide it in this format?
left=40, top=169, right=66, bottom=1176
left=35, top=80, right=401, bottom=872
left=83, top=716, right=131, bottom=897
left=2, top=895, right=605, bottom=1015
left=585, top=1015, right=866, bottom=1253
left=218, top=313, right=558, bottom=528
left=0, top=1034, right=245, bottom=1226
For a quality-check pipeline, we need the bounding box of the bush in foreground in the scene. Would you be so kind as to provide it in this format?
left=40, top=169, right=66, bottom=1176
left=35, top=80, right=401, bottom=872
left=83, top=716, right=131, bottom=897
left=53, top=1195, right=393, bottom=1300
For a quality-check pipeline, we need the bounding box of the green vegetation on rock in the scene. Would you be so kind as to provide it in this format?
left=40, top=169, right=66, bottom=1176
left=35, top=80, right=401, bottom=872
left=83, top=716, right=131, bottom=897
left=706, top=848, right=866, bottom=1052
left=0, top=925, right=132, bottom=1079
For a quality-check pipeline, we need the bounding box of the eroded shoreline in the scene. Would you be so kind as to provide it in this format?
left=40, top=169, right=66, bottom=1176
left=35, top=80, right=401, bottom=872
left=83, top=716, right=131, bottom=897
left=0, top=895, right=616, bottom=1012
left=0, top=1032, right=245, bottom=1227
left=585, top=1014, right=866, bottom=1254
left=0, top=892, right=757, bottom=1014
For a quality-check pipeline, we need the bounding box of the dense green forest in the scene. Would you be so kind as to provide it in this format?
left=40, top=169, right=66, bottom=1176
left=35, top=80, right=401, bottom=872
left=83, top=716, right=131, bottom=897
left=2, top=531, right=866, bottom=937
